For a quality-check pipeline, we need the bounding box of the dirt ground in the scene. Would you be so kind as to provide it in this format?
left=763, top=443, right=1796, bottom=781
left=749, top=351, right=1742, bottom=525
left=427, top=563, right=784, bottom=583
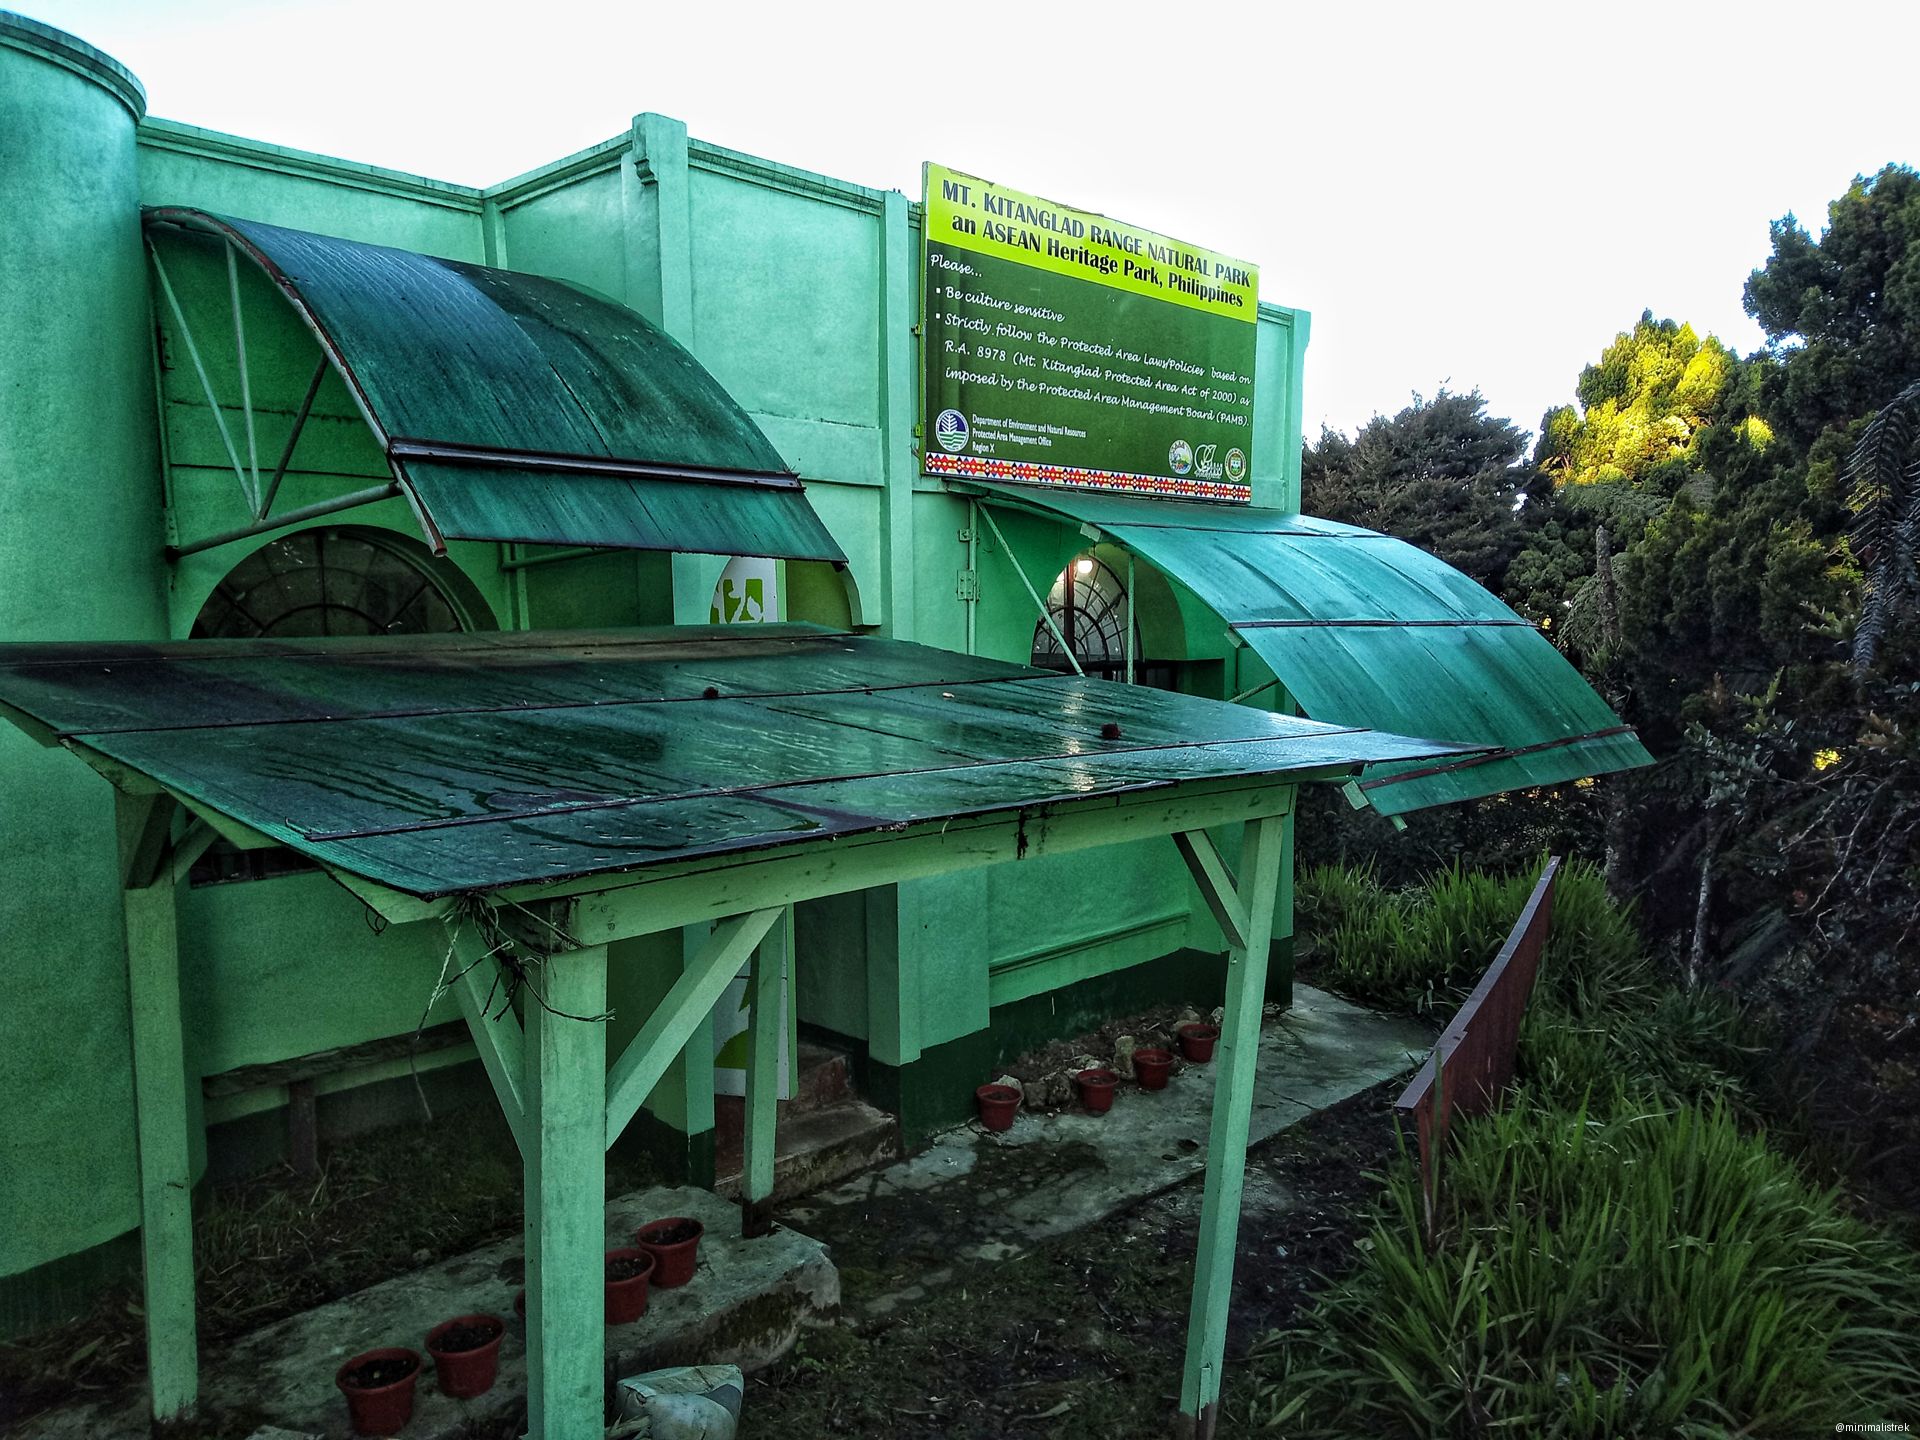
left=746, top=1078, right=1399, bottom=1439
left=2, top=1014, right=1400, bottom=1439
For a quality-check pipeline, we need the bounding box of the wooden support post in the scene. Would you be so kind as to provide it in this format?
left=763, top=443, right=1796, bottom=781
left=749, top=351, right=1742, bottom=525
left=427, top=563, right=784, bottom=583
left=524, top=944, right=609, bottom=1440
left=116, top=789, right=198, bottom=1423
left=741, top=907, right=789, bottom=1237
left=1174, top=810, right=1287, bottom=1439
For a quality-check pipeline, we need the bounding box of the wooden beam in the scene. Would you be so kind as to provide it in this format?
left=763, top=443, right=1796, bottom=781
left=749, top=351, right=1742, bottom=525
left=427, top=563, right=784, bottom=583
left=603, top=907, right=783, bottom=1148
left=446, top=927, right=527, bottom=1152
left=115, top=789, right=198, bottom=1423
left=328, top=869, right=452, bottom=925
left=741, top=907, right=790, bottom=1236
left=1172, top=830, right=1250, bottom=950
left=1177, top=809, right=1287, bottom=1438
left=523, top=944, right=608, bottom=1440
left=570, top=778, right=1303, bottom=948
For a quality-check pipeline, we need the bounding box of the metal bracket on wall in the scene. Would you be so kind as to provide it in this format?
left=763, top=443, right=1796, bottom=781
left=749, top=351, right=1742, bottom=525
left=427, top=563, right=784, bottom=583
left=976, top=503, right=1083, bottom=677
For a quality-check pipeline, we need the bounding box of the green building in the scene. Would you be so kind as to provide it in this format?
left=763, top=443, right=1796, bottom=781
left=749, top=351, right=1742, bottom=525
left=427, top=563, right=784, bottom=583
left=0, top=13, right=1646, bottom=1424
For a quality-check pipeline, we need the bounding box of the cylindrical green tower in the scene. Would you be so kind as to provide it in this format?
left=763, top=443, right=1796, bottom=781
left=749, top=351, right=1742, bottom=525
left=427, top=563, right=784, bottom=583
left=0, top=11, right=171, bottom=1332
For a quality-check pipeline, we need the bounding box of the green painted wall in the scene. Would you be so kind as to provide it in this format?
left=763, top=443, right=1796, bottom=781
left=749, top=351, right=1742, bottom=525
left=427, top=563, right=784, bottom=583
left=0, top=17, right=169, bottom=1307
left=0, top=15, right=1312, bottom=1317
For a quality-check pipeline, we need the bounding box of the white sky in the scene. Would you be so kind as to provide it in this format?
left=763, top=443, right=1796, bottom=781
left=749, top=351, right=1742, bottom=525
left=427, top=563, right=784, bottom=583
left=26, top=0, right=1918, bottom=442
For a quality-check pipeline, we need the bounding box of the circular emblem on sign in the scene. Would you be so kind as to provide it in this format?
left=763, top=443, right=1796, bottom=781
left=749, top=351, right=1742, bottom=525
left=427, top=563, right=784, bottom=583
left=934, top=409, right=971, bottom=453
left=1168, top=439, right=1193, bottom=475
left=1225, top=447, right=1247, bottom=483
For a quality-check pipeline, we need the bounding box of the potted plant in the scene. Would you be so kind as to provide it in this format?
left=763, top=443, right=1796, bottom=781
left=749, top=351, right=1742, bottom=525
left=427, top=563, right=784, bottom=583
left=1073, top=1067, right=1118, bottom=1114
left=975, top=1082, right=1021, bottom=1131
left=425, top=1313, right=504, bottom=1398
left=1176, top=1022, right=1219, bottom=1062
left=335, top=1346, right=421, bottom=1436
left=606, top=1246, right=657, bottom=1323
left=1133, top=1046, right=1174, bottom=1090
left=634, top=1216, right=705, bottom=1288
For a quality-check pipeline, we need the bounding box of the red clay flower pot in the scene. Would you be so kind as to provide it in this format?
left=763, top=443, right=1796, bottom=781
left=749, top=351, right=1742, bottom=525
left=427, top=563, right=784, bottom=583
left=976, top=1083, right=1021, bottom=1131
left=425, top=1313, right=504, bottom=1399
left=1074, top=1067, right=1118, bottom=1114
left=1177, top=1023, right=1219, bottom=1063
left=1133, top=1046, right=1174, bottom=1090
left=605, top=1247, right=656, bottom=1323
left=335, top=1346, right=420, bottom=1436
left=634, top=1216, right=704, bottom=1289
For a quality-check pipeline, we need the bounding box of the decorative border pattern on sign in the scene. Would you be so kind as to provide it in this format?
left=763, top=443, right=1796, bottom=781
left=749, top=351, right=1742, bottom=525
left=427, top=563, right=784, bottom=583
left=924, top=450, right=1251, bottom=502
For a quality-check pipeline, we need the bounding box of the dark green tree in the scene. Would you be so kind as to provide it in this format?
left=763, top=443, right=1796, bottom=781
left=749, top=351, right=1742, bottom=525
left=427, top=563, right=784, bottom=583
left=1302, top=388, right=1538, bottom=588
left=1744, top=165, right=1920, bottom=454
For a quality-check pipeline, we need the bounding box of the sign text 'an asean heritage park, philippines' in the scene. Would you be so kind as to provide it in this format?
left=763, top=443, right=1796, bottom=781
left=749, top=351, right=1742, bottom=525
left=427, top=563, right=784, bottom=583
left=921, top=162, right=1259, bottom=502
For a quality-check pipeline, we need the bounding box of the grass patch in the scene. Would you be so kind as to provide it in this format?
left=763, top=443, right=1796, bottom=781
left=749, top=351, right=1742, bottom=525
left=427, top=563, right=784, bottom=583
left=1299, top=856, right=1758, bottom=1113
left=1248, top=1096, right=1920, bottom=1437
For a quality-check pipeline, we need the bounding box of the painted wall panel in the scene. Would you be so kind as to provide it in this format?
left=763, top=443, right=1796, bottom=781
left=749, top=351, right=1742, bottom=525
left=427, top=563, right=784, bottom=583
left=687, top=168, right=883, bottom=436
left=137, top=121, right=484, bottom=260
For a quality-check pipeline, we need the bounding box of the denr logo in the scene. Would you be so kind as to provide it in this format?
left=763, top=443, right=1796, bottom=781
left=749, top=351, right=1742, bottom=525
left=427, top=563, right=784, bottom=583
left=934, top=409, right=971, bottom=453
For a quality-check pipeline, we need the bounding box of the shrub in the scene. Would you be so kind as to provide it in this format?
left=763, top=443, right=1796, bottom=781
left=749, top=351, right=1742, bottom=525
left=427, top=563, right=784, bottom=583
left=1248, top=1097, right=1920, bottom=1437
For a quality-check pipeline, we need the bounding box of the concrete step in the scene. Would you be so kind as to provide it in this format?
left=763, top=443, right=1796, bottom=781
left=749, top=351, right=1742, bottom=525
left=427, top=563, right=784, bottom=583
left=787, top=1040, right=854, bottom=1112
left=714, top=1099, right=901, bottom=1204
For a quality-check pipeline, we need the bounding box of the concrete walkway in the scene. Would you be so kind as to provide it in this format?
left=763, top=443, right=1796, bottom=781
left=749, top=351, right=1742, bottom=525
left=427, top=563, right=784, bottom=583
left=783, top=983, right=1430, bottom=1318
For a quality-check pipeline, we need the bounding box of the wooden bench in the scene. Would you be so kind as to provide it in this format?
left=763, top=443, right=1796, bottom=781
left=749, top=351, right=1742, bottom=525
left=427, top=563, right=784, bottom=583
left=201, top=1020, right=474, bottom=1174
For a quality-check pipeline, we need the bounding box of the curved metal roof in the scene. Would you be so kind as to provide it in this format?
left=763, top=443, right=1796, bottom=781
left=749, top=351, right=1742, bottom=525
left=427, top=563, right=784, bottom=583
left=145, top=208, right=845, bottom=562
left=966, top=484, right=1651, bottom=814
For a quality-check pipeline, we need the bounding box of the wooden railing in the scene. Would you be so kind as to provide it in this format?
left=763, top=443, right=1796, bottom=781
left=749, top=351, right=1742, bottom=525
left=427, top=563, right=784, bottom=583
left=1394, top=856, right=1560, bottom=1206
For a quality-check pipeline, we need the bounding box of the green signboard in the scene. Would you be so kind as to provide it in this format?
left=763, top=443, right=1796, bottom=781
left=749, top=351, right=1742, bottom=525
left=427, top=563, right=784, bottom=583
left=921, top=162, right=1259, bottom=502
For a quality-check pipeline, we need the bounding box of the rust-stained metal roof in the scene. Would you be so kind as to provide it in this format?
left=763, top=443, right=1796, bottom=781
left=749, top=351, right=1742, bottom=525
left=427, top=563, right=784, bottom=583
left=144, top=209, right=846, bottom=562
left=0, top=625, right=1466, bottom=899
left=964, top=484, right=1651, bottom=814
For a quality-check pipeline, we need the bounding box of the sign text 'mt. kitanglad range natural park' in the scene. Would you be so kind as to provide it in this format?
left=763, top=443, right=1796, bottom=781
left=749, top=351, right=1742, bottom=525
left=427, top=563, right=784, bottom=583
left=921, top=162, right=1260, bottom=502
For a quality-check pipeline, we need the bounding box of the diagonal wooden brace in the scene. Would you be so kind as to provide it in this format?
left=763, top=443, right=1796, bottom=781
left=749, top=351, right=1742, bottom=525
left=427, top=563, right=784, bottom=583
left=1173, top=829, right=1250, bottom=950
left=445, top=926, right=528, bottom=1153
left=604, top=906, right=784, bottom=1149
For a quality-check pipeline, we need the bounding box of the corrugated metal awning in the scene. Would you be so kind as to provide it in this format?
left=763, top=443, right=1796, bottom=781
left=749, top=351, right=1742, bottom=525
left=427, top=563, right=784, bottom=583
left=145, top=209, right=845, bottom=562
left=0, top=625, right=1467, bottom=899
left=965, top=483, right=1650, bottom=814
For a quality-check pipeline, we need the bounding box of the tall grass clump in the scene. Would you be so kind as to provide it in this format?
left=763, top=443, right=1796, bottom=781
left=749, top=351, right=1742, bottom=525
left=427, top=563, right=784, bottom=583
left=1248, top=1096, right=1920, bottom=1437
left=1300, top=856, right=1757, bottom=1112
left=1303, top=856, right=1636, bottom=1017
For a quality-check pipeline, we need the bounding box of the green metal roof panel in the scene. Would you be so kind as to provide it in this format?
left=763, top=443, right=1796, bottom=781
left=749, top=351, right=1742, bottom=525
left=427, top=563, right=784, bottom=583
left=145, top=209, right=845, bottom=562
left=402, top=462, right=846, bottom=560
left=966, top=483, right=1651, bottom=814
left=0, top=626, right=1467, bottom=898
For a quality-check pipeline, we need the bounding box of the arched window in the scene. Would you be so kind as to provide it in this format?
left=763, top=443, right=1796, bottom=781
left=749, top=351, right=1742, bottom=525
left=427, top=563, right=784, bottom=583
left=190, top=526, right=487, bottom=639
left=187, top=526, right=488, bottom=883
left=1032, top=554, right=1139, bottom=680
